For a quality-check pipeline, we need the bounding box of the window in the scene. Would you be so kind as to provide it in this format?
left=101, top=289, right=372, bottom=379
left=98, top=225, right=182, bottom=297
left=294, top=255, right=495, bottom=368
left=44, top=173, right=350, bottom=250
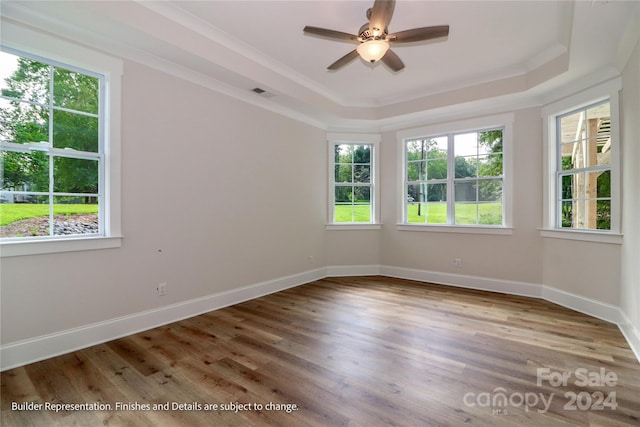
left=397, top=114, right=512, bottom=233
left=541, top=78, right=621, bottom=243
left=400, top=119, right=510, bottom=230
left=327, top=133, right=380, bottom=228
left=556, top=100, right=612, bottom=231
left=0, top=21, right=122, bottom=256
left=1, top=49, right=104, bottom=240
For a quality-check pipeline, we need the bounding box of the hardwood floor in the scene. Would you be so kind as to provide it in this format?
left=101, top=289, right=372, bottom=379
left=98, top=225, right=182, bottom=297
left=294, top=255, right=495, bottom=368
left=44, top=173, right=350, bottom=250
left=2, top=276, right=639, bottom=426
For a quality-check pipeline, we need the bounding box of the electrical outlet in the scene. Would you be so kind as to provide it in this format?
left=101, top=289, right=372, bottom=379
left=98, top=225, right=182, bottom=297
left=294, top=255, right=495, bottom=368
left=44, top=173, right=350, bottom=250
left=308, top=255, right=314, bottom=264
left=157, top=283, right=167, bottom=296
left=453, top=258, right=462, bottom=268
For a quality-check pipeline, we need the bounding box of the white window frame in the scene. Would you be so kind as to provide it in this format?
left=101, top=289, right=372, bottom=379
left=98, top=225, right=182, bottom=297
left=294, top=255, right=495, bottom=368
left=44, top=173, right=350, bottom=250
left=396, top=113, right=513, bottom=235
left=0, top=21, right=122, bottom=257
left=326, top=133, right=381, bottom=230
left=540, top=78, right=622, bottom=244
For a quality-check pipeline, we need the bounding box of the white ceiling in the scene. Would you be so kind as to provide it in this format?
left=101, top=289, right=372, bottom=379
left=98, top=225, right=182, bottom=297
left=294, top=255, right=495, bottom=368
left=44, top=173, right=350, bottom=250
left=2, top=0, right=639, bottom=131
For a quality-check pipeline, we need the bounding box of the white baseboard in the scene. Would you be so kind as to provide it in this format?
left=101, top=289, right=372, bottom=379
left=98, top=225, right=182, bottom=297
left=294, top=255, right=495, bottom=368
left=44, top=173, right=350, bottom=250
left=618, top=312, right=640, bottom=363
left=377, top=265, right=640, bottom=363
left=0, top=267, right=327, bottom=372
left=326, top=264, right=381, bottom=277
left=2, top=264, right=639, bottom=370
left=541, top=285, right=625, bottom=324
left=380, top=265, right=543, bottom=298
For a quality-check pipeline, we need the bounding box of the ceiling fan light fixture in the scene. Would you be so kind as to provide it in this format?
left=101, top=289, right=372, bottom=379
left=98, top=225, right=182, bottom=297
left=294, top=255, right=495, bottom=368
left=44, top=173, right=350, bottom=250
left=356, top=39, right=389, bottom=62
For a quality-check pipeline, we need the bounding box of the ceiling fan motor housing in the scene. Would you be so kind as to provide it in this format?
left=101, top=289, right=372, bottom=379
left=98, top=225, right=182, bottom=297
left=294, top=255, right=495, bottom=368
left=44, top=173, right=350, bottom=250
left=358, top=23, right=387, bottom=41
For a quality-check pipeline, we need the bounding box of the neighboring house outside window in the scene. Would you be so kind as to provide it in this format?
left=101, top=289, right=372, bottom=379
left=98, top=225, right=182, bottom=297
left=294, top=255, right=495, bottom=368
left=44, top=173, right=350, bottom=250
left=397, top=113, right=513, bottom=234
left=327, top=133, right=380, bottom=229
left=0, top=21, right=122, bottom=257
left=541, top=78, right=621, bottom=244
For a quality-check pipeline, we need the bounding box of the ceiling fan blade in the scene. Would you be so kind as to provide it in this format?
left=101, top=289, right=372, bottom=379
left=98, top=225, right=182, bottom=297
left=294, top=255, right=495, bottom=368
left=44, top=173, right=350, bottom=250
left=369, top=0, right=395, bottom=36
left=387, top=25, right=449, bottom=43
left=381, top=49, right=404, bottom=72
left=327, top=50, right=360, bottom=70
left=303, top=26, right=359, bottom=42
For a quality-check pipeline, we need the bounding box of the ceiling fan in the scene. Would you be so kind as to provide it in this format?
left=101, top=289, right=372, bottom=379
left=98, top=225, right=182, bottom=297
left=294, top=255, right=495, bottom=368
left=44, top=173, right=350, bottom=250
left=303, top=0, right=449, bottom=72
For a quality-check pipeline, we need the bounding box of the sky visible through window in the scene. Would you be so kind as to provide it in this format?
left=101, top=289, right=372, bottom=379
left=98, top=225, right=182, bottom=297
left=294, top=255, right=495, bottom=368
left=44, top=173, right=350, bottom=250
left=0, top=51, right=19, bottom=91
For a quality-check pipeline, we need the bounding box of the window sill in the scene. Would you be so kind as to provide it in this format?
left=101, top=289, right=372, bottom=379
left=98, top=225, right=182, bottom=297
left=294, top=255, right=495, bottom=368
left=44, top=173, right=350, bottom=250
left=325, top=224, right=382, bottom=231
left=538, top=229, right=622, bottom=245
left=396, top=224, right=513, bottom=235
left=0, top=235, right=123, bottom=257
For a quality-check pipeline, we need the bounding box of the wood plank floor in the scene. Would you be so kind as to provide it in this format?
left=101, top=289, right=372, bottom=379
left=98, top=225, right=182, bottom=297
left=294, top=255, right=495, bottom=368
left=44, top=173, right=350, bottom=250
left=2, top=276, right=639, bottom=426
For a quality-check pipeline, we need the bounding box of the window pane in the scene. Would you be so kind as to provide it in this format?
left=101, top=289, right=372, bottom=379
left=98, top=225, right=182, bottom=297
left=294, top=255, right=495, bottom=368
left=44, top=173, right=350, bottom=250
left=562, top=172, right=582, bottom=200
left=407, top=184, right=424, bottom=204
left=588, top=103, right=611, bottom=167
left=0, top=99, right=49, bottom=144
left=407, top=160, right=426, bottom=181
left=335, top=186, right=352, bottom=203
left=427, top=183, right=446, bottom=202
left=407, top=203, right=426, bottom=223
left=53, top=67, right=99, bottom=114
left=335, top=164, right=352, bottom=183
left=596, top=170, right=610, bottom=198
left=478, top=180, right=502, bottom=202
left=584, top=171, right=603, bottom=200
left=595, top=139, right=612, bottom=166
left=0, top=54, right=49, bottom=104
left=574, top=199, right=598, bottom=230
left=455, top=202, right=478, bottom=225
left=559, top=111, right=585, bottom=144
left=563, top=170, right=610, bottom=230
left=478, top=130, right=503, bottom=154
left=354, top=186, right=370, bottom=204
left=455, top=181, right=476, bottom=202
left=334, top=185, right=371, bottom=223
left=407, top=202, right=447, bottom=224
left=479, top=203, right=502, bottom=225
left=0, top=195, right=50, bottom=238
left=454, top=132, right=477, bottom=156
left=478, top=154, right=502, bottom=177
left=479, top=180, right=502, bottom=224
left=407, top=183, right=446, bottom=224
left=334, top=204, right=371, bottom=223
left=406, top=139, right=428, bottom=160
left=0, top=51, right=21, bottom=96
left=561, top=172, right=609, bottom=202
left=1, top=150, right=49, bottom=192
left=53, top=157, right=98, bottom=193
left=596, top=200, right=611, bottom=230
left=561, top=200, right=574, bottom=228
left=353, top=145, right=370, bottom=164
left=53, top=110, right=99, bottom=152
left=454, top=156, right=476, bottom=178
left=560, top=173, right=573, bottom=199
left=353, top=187, right=371, bottom=223
left=334, top=204, right=352, bottom=222
left=560, top=142, right=586, bottom=170
left=425, top=203, right=447, bottom=224
left=426, top=136, right=448, bottom=158
left=53, top=195, right=99, bottom=235
left=352, top=204, right=371, bottom=222
left=334, top=144, right=344, bottom=164
left=455, top=182, right=477, bottom=225
left=354, top=164, right=370, bottom=183
left=426, top=158, right=447, bottom=180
